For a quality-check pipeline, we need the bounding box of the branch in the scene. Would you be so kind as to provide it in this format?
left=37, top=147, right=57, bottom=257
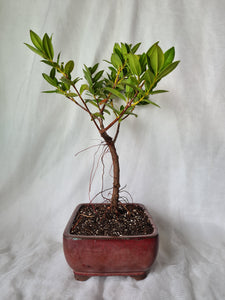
left=66, top=96, right=88, bottom=112
left=113, top=122, right=120, bottom=143
left=72, top=84, right=101, bottom=132
left=100, top=89, right=139, bottom=134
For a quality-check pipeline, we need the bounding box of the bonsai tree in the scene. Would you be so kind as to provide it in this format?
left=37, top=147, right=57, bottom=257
left=25, top=30, right=179, bottom=211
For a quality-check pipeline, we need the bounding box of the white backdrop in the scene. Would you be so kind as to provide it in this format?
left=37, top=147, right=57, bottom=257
left=1, top=0, right=225, bottom=299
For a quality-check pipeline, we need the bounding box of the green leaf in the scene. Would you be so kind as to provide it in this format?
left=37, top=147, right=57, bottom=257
left=61, top=76, right=73, bottom=86
left=57, top=52, right=61, bottom=64
left=127, top=53, right=142, bottom=76
left=67, top=93, right=78, bottom=97
left=111, top=53, right=123, bottom=69
left=106, top=103, right=120, bottom=115
left=121, top=43, right=128, bottom=55
left=83, top=69, right=92, bottom=86
left=42, top=33, right=54, bottom=60
left=30, top=30, right=42, bottom=51
left=41, top=60, right=59, bottom=68
left=50, top=68, right=56, bottom=79
left=105, top=87, right=126, bottom=101
left=65, top=60, right=74, bottom=75
left=91, top=63, right=99, bottom=74
left=80, top=84, right=89, bottom=95
left=137, top=99, right=160, bottom=107
left=145, top=69, right=155, bottom=87
left=42, top=90, right=58, bottom=93
left=163, top=47, right=175, bottom=68
left=114, top=48, right=124, bottom=64
left=148, top=100, right=160, bottom=107
left=91, top=112, right=104, bottom=120
left=56, top=89, right=66, bottom=95
left=124, top=106, right=138, bottom=117
left=146, top=41, right=159, bottom=56
left=150, top=90, right=168, bottom=94
left=73, top=77, right=82, bottom=84
left=158, top=61, right=180, bottom=79
left=85, top=100, right=98, bottom=108
left=42, top=73, right=58, bottom=87
left=149, top=44, right=164, bottom=74
left=125, top=78, right=133, bottom=94
left=131, top=42, right=141, bottom=54
left=93, top=70, right=104, bottom=82
left=139, top=53, right=147, bottom=72
left=122, top=79, right=144, bottom=94
left=24, top=43, right=44, bottom=57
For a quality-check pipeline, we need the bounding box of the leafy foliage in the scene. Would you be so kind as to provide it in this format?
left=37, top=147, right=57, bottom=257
left=25, top=31, right=180, bottom=128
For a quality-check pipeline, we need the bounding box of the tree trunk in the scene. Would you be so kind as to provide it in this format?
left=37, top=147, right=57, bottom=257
left=101, top=131, right=120, bottom=208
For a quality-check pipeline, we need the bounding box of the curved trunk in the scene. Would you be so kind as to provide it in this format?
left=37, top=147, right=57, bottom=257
left=101, top=131, right=120, bottom=208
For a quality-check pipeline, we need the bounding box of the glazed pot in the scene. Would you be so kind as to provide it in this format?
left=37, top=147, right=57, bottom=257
left=63, top=203, right=158, bottom=281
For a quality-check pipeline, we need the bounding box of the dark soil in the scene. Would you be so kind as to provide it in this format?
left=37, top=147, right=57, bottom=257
left=70, top=203, right=154, bottom=236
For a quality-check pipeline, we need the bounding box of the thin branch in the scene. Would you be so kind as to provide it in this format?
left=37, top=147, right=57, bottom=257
left=66, top=96, right=87, bottom=111
left=100, top=79, right=149, bottom=134
left=72, top=84, right=101, bottom=132
left=113, top=122, right=121, bottom=143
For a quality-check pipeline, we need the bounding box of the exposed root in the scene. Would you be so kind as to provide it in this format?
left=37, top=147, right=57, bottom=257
left=74, top=141, right=132, bottom=209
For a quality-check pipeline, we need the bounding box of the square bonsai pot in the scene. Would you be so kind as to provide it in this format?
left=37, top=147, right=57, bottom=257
left=63, top=203, right=159, bottom=281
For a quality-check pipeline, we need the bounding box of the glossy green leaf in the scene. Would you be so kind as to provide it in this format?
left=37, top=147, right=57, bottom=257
left=121, top=43, right=128, bottom=55
left=124, top=106, right=138, bottom=117
left=42, top=33, right=54, bottom=60
left=83, top=69, right=92, bottom=86
left=42, top=90, right=58, bottom=93
left=149, top=90, right=168, bottom=94
left=125, top=78, right=133, bottom=94
left=146, top=41, right=159, bottom=56
left=137, top=98, right=160, bottom=107
left=30, top=30, right=42, bottom=51
left=42, top=73, right=58, bottom=87
left=24, top=43, right=44, bottom=57
left=131, top=43, right=141, bottom=54
left=41, top=60, right=58, bottom=68
left=91, top=63, right=99, bottom=74
left=50, top=68, right=56, bottom=79
left=105, top=87, right=126, bottom=101
left=61, top=76, right=73, bottom=86
left=67, top=93, right=78, bottom=97
left=65, top=60, right=74, bottom=75
left=163, top=47, right=175, bottom=68
left=73, top=77, right=82, bottom=85
left=139, top=53, right=147, bottom=72
left=80, top=84, right=89, bottom=95
left=106, top=104, right=120, bottom=115
left=111, top=53, right=123, bottom=69
left=91, top=112, right=104, bottom=120
left=61, top=82, right=70, bottom=91
left=57, top=52, right=61, bottom=64
left=149, top=44, right=164, bottom=74
left=93, top=70, right=104, bottom=82
left=127, top=53, right=142, bottom=76
left=158, top=61, right=180, bottom=79
left=114, top=48, right=124, bottom=64
left=145, top=69, right=155, bottom=86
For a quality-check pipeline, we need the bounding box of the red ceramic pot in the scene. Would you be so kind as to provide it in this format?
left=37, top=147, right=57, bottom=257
left=63, top=203, right=158, bottom=281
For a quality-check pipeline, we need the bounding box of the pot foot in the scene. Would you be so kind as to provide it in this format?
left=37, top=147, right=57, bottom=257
left=74, top=273, right=90, bottom=281
left=131, top=272, right=148, bottom=280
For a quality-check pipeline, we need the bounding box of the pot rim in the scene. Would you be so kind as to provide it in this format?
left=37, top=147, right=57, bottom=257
left=63, top=203, right=158, bottom=240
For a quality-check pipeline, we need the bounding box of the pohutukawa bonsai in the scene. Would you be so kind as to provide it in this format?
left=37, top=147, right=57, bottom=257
left=25, top=30, right=179, bottom=280
left=25, top=30, right=179, bottom=210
